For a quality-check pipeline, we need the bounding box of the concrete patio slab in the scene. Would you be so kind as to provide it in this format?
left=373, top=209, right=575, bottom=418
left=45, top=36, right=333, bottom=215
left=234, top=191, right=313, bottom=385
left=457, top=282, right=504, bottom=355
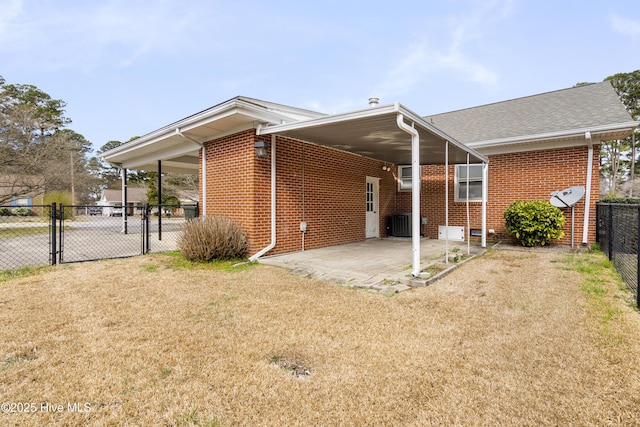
left=258, top=238, right=486, bottom=292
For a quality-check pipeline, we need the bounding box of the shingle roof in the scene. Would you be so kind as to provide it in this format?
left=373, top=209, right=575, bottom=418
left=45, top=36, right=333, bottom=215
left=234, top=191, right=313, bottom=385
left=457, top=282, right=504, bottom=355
left=425, top=81, right=634, bottom=144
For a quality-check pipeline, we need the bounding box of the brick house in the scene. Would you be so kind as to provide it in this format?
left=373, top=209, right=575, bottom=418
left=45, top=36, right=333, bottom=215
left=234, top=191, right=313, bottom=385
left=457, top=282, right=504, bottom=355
left=102, top=82, right=637, bottom=274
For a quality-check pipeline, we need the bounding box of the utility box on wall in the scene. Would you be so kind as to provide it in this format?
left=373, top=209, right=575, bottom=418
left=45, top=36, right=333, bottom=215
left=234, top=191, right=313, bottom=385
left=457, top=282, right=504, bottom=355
left=438, top=226, right=465, bottom=241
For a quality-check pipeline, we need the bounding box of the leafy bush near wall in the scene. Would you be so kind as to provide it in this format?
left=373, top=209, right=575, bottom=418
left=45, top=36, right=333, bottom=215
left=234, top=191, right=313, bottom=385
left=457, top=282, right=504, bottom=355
left=504, top=200, right=566, bottom=247
left=11, top=207, right=31, bottom=216
left=178, top=217, right=248, bottom=262
left=0, top=207, right=11, bottom=216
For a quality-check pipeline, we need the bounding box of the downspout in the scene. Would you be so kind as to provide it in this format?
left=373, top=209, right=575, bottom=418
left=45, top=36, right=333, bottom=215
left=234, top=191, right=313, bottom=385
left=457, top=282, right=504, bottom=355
left=158, top=160, right=162, bottom=241
left=121, top=167, right=127, bottom=233
left=397, top=114, right=421, bottom=277
left=481, top=162, right=488, bottom=248
left=445, top=142, right=449, bottom=263
left=175, top=128, right=207, bottom=217
left=466, top=154, right=470, bottom=255
left=582, top=131, right=593, bottom=245
left=249, top=134, right=277, bottom=261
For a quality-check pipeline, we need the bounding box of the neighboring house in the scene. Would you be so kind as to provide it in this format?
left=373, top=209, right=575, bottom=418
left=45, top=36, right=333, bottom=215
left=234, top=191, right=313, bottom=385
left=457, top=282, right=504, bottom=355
left=102, top=82, right=638, bottom=271
left=0, top=175, right=45, bottom=206
left=98, top=187, right=148, bottom=216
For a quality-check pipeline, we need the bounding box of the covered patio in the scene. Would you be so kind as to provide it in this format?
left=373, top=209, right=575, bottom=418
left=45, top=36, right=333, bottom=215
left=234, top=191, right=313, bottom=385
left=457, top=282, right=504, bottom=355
left=258, top=101, right=489, bottom=277
left=258, top=237, right=486, bottom=293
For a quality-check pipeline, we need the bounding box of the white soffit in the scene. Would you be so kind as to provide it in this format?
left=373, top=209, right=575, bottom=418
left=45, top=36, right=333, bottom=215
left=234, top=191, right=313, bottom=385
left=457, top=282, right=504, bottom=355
left=101, top=97, right=318, bottom=172
left=260, top=103, right=488, bottom=165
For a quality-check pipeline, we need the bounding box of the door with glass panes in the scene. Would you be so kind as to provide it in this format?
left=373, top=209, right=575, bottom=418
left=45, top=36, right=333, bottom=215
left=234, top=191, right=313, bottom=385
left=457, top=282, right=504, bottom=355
left=365, top=177, right=379, bottom=238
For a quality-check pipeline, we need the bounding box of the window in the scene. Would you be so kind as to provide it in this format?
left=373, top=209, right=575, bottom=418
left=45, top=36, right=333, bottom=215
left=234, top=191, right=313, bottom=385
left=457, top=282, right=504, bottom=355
left=398, top=165, right=412, bottom=191
left=366, top=181, right=374, bottom=212
left=455, top=164, right=484, bottom=202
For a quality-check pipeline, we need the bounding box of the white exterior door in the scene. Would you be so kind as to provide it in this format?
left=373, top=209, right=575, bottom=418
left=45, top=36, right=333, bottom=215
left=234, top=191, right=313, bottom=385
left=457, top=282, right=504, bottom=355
left=366, top=177, right=380, bottom=238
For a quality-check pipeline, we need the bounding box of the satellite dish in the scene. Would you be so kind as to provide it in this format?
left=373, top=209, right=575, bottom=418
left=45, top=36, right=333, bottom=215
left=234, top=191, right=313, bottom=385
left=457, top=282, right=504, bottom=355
left=550, top=186, right=585, bottom=208
left=549, top=186, right=585, bottom=248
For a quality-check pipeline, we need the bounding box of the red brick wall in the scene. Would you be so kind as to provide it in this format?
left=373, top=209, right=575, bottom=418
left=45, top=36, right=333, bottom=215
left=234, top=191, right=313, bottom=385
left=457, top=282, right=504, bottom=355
left=201, top=129, right=263, bottom=254
left=202, top=130, right=396, bottom=256
left=201, top=130, right=599, bottom=255
left=396, top=145, right=600, bottom=246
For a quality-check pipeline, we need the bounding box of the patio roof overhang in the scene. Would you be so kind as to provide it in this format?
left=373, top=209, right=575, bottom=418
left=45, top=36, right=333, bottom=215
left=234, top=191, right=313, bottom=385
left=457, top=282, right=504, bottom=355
left=258, top=102, right=488, bottom=165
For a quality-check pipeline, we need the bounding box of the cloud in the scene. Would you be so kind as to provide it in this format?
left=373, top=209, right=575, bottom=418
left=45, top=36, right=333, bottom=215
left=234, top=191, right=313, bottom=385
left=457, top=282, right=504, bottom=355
left=0, top=0, right=24, bottom=43
left=609, top=13, right=640, bottom=37
left=0, top=0, right=224, bottom=71
left=374, top=1, right=513, bottom=99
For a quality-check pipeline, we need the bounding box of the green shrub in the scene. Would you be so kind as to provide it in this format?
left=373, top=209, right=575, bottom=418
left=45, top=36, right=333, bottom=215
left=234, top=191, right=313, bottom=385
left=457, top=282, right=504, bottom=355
left=504, top=200, right=566, bottom=247
left=11, top=207, right=32, bottom=216
left=599, top=197, right=640, bottom=204
left=42, top=191, right=73, bottom=219
left=178, top=217, right=248, bottom=262
left=0, top=207, right=11, bottom=216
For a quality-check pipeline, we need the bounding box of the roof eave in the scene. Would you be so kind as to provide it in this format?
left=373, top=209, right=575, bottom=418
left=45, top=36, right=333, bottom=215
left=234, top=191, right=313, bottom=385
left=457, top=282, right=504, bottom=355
left=102, top=97, right=313, bottom=161
left=467, top=121, right=639, bottom=151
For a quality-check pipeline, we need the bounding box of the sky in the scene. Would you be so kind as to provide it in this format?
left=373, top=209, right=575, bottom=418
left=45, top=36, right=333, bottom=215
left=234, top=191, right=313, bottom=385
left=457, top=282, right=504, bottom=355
left=1, top=0, right=639, bottom=153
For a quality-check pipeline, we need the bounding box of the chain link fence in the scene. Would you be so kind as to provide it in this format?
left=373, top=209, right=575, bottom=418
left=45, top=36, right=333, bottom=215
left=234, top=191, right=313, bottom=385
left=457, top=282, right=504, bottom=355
left=596, top=202, right=639, bottom=307
left=0, top=203, right=198, bottom=271
left=0, top=204, right=54, bottom=269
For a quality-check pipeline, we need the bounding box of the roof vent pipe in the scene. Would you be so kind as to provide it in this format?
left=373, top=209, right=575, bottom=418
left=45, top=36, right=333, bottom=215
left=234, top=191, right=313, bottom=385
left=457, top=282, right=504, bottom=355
left=368, top=97, right=380, bottom=107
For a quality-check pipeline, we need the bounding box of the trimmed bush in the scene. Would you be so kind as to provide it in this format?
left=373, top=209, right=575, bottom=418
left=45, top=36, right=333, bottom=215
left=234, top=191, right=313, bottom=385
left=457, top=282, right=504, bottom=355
left=178, top=217, right=248, bottom=262
left=0, top=207, right=11, bottom=216
left=11, top=207, right=32, bottom=216
left=504, top=200, right=565, bottom=247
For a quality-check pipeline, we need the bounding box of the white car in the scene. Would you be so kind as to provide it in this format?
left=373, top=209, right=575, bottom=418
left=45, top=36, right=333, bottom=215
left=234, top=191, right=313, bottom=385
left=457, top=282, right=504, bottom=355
left=103, top=206, right=123, bottom=217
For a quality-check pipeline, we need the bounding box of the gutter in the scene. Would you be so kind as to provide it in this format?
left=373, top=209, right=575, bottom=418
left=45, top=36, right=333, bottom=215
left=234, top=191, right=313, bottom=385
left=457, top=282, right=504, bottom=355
left=175, top=128, right=207, bottom=217
left=396, top=114, right=422, bottom=277
left=249, top=134, right=277, bottom=261
left=582, top=131, right=593, bottom=245
left=467, top=121, right=639, bottom=150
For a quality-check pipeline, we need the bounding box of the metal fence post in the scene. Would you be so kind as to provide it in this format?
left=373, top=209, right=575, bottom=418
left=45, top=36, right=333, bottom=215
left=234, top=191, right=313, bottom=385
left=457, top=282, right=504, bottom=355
left=144, top=203, right=150, bottom=254
left=608, top=204, right=613, bottom=261
left=50, top=202, right=57, bottom=266
left=158, top=203, right=162, bottom=241
left=595, top=203, right=600, bottom=246
left=59, top=203, right=65, bottom=263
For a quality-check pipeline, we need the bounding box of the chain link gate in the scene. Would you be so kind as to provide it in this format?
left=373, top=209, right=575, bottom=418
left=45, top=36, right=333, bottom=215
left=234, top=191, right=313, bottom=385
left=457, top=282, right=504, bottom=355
left=1, top=202, right=197, bottom=270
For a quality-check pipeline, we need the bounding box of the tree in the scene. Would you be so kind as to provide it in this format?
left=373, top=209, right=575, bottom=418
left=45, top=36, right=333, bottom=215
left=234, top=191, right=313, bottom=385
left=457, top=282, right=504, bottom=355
left=95, top=140, right=125, bottom=189
left=146, top=172, right=180, bottom=205
left=600, top=137, right=631, bottom=194
left=0, top=77, right=72, bottom=204
left=52, top=129, right=98, bottom=204
left=0, top=76, right=102, bottom=205
left=95, top=137, right=152, bottom=189
left=602, top=70, right=640, bottom=196
left=606, top=71, right=640, bottom=119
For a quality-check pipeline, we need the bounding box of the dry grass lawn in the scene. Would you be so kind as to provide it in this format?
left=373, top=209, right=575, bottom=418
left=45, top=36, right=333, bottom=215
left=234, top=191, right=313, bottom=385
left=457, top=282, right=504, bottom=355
left=1, top=249, right=639, bottom=426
